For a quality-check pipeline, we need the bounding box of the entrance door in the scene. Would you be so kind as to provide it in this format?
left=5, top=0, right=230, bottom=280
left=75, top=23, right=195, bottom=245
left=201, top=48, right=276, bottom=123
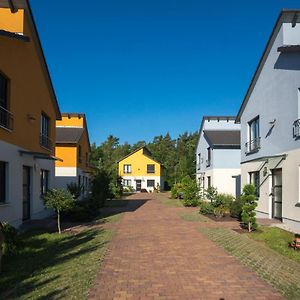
left=23, top=166, right=31, bottom=221
left=136, top=180, right=142, bottom=192
left=272, top=169, right=282, bottom=220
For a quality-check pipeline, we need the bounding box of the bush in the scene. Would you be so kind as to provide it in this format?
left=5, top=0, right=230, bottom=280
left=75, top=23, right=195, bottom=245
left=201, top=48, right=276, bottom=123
left=199, top=201, right=214, bottom=215
left=180, top=176, right=200, bottom=206
left=67, top=182, right=82, bottom=199
left=123, top=186, right=134, bottom=193
left=64, top=205, right=93, bottom=222
left=91, top=170, right=111, bottom=207
left=205, top=186, right=218, bottom=202
left=241, top=184, right=258, bottom=232
left=213, top=205, right=230, bottom=218
left=171, top=183, right=182, bottom=199
left=213, top=193, right=234, bottom=209
left=182, top=198, right=199, bottom=207
left=230, top=198, right=245, bottom=219
left=2, top=223, right=18, bottom=256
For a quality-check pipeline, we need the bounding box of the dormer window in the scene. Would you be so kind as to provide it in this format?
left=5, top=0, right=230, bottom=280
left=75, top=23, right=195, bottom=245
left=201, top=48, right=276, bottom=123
left=246, top=116, right=260, bottom=154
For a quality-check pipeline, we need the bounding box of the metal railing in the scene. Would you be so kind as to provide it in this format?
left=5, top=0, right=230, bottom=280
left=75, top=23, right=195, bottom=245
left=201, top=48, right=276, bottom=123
left=0, top=106, right=13, bottom=130
left=40, top=134, right=53, bottom=150
left=245, top=137, right=260, bottom=154
left=293, top=119, right=300, bottom=138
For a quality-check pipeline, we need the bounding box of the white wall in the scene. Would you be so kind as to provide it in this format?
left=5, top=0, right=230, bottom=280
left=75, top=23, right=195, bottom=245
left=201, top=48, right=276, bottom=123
left=0, top=140, right=54, bottom=227
left=122, top=175, right=163, bottom=192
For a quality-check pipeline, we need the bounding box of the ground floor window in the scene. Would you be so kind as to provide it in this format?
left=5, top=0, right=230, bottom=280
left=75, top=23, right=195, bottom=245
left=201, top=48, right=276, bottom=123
left=40, top=169, right=49, bottom=196
left=147, top=180, right=155, bottom=187
left=249, top=171, right=260, bottom=197
left=123, top=179, right=132, bottom=186
left=207, top=176, right=211, bottom=188
left=0, top=161, right=6, bottom=203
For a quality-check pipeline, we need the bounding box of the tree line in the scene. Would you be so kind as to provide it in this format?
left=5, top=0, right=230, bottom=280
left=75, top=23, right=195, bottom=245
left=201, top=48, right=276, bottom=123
left=90, top=132, right=198, bottom=190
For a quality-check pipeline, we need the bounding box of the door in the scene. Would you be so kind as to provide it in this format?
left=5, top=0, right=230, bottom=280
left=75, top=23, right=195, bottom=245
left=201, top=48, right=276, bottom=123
left=272, top=169, right=282, bottom=220
left=136, top=180, right=142, bottom=192
left=23, top=166, right=31, bottom=221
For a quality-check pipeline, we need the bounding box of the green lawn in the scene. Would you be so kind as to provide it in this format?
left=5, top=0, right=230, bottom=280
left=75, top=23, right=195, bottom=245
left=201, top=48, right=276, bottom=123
left=0, top=215, right=120, bottom=299
left=160, top=197, right=183, bottom=207
left=178, top=210, right=210, bottom=222
left=249, top=226, right=300, bottom=263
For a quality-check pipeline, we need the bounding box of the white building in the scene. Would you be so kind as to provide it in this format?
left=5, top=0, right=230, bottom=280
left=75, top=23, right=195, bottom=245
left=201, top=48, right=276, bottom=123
left=196, top=116, right=241, bottom=198
left=236, top=10, right=300, bottom=230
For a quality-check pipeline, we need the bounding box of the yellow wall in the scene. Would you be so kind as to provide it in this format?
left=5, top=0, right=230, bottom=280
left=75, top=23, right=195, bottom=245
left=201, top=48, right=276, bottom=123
left=0, top=8, right=24, bottom=33
left=0, top=8, right=58, bottom=155
left=55, top=145, right=77, bottom=167
left=56, top=115, right=84, bottom=128
left=118, top=148, right=162, bottom=177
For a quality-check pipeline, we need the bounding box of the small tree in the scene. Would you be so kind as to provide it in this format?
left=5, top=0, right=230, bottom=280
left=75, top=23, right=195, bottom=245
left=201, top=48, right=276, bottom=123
left=205, top=186, right=218, bottom=202
left=180, top=175, right=200, bottom=207
left=241, top=184, right=258, bottom=232
left=0, top=221, right=4, bottom=273
left=44, top=189, right=75, bottom=234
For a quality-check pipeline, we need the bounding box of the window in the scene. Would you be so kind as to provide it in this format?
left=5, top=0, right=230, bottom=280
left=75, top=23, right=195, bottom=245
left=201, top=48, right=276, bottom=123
left=147, top=164, right=155, bottom=174
left=247, top=116, right=260, bottom=153
left=249, top=171, right=260, bottom=197
left=207, top=176, right=211, bottom=188
left=40, top=169, right=49, bottom=196
left=78, top=175, right=81, bottom=187
left=147, top=180, right=155, bottom=187
left=123, top=179, right=132, bottom=186
left=40, top=113, right=51, bottom=149
left=198, top=153, right=201, bottom=170
left=0, top=161, right=6, bottom=203
left=206, top=148, right=211, bottom=167
left=123, top=164, right=131, bottom=174
left=0, top=73, right=12, bottom=130
left=78, top=145, right=82, bottom=163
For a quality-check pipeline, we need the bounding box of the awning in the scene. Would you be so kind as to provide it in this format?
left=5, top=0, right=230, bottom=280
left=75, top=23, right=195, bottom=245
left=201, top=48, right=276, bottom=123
left=19, top=150, right=63, bottom=162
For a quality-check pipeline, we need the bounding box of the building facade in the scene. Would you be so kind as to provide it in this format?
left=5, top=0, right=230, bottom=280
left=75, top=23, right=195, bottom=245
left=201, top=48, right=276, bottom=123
left=196, top=116, right=241, bottom=198
left=118, top=147, right=164, bottom=192
left=236, top=10, right=300, bottom=230
left=55, top=113, right=93, bottom=197
left=0, top=1, right=61, bottom=227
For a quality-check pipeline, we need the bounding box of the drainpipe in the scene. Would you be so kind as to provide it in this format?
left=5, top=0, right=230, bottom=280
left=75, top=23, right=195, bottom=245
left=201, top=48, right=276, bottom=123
left=8, top=0, right=18, bottom=13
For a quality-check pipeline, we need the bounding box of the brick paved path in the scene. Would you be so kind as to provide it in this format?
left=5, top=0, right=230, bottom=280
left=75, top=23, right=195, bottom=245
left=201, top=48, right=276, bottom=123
left=89, top=194, right=282, bottom=300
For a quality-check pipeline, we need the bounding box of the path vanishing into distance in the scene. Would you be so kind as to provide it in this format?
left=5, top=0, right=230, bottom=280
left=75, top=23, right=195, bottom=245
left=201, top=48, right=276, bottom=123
left=89, top=193, right=282, bottom=300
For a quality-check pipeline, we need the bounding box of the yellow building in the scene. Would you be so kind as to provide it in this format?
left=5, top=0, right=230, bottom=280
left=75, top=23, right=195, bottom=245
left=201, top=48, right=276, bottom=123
left=0, top=1, right=61, bottom=227
left=55, top=113, right=93, bottom=197
left=118, top=147, right=164, bottom=192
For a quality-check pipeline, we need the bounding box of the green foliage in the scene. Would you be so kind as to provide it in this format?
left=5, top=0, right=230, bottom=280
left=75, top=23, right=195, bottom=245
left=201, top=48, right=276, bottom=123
left=241, top=184, right=258, bottom=232
left=213, top=206, right=230, bottom=218
left=205, top=186, right=218, bottom=202
left=123, top=186, right=134, bottom=193
left=170, top=183, right=183, bottom=199
left=67, top=182, right=82, bottom=199
left=44, top=189, right=75, bottom=234
left=180, top=176, right=200, bottom=206
left=199, top=201, right=214, bottom=215
left=230, top=198, right=245, bottom=219
left=2, top=223, right=18, bottom=256
left=91, top=169, right=111, bottom=208
left=213, top=193, right=234, bottom=209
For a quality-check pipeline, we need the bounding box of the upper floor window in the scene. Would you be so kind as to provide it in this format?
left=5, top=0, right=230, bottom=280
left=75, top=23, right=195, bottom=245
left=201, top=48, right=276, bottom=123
left=206, top=148, right=211, bottom=167
left=0, top=161, right=7, bottom=203
left=40, top=169, right=49, bottom=197
left=246, top=116, right=260, bottom=154
left=249, top=171, right=260, bottom=197
left=40, top=113, right=52, bottom=150
left=293, top=89, right=300, bottom=139
left=197, top=153, right=201, bottom=170
left=123, top=164, right=132, bottom=174
left=147, top=164, right=155, bottom=174
left=0, top=73, right=13, bottom=130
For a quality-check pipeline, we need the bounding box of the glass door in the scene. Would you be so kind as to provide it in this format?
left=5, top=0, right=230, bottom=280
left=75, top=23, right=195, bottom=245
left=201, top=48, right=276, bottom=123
left=272, top=169, right=282, bottom=220
left=23, top=166, right=31, bottom=221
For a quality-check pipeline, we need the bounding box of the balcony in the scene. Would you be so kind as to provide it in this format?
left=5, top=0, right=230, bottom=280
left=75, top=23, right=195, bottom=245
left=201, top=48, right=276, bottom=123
left=293, top=119, right=300, bottom=139
left=206, top=159, right=211, bottom=167
left=0, top=106, right=13, bottom=130
left=245, top=137, right=261, bottom=154
left=40, top=134, right=53, bottom=150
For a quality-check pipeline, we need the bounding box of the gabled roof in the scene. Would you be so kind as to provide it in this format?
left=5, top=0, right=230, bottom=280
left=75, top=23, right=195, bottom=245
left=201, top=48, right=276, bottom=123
left=236, top=9, right=300, bottom=122
left=117, top=146, right=163, bottom=166
left=0, top=0, right=61, bottom=119
left=56, top=127, right=84, bottom=144
left=203, top=130, right=241, bottom=149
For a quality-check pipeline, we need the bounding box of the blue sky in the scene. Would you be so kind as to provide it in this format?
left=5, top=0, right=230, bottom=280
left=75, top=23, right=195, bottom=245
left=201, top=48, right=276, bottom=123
left=31, top=0, right=300, bottom=145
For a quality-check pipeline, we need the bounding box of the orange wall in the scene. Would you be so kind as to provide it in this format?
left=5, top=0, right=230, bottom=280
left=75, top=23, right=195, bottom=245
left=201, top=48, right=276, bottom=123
left=0, top=8, right=24, bottom=33
left=0, top=9, right=57, bottom=154
left=56, top=116, right=84, bottom=128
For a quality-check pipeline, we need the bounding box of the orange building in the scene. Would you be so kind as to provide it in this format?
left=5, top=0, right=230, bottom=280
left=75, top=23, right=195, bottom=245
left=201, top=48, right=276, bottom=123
left=0, top=0, right=61, bottom=226
left=55, top=113, right=93, bottom=197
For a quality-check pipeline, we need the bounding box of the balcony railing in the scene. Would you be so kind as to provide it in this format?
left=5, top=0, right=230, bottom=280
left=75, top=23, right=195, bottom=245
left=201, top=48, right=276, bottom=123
left=293, top=119, right=300, bottom=138
left=40, top=134, right=53, bottom=150
left=245, top=137, right=261, bottom=154
left=206, top=159, right=211, bottom=167
left=0, top=106, right=13, bottom=130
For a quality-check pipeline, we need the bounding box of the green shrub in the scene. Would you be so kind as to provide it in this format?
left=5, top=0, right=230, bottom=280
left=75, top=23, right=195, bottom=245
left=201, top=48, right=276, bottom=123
left=123, top=186, right=134, bottom=193
left=2, top=223, right=18, bottom=256
left=213, top=193, right=235, bottom=209
left=180, top=176, right=200, bottom=206
left=213, top=205, right=230, bottom=218
left=182, top=198, right=199, bottom=207
left=241, top=184, right=258, bottom=232
left=171, top=183, right=182, bottom=199
left=65, top=205, right=93, bottom=222
left=67, top=182, right=82, bottom=199
left=230, top=198, right=245, bottom=219
left=199, top=201, right=214, bottom=215
left=205, top=186, right=218, bottom=202
left=91, top=170, right=111, bottom=207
